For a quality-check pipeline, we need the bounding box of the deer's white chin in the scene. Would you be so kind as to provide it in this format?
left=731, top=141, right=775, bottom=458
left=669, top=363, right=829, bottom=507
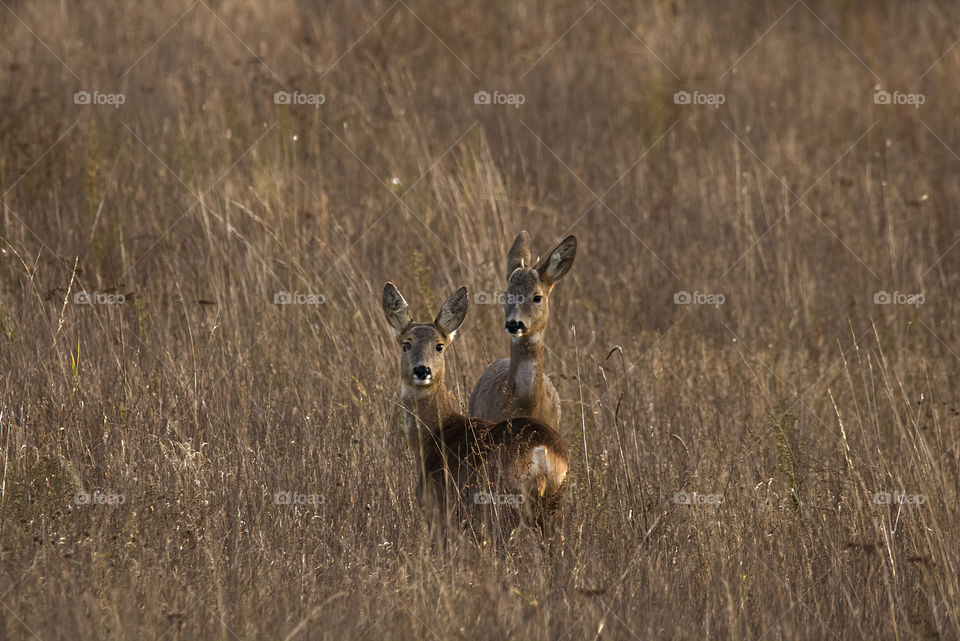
left=509, top=332, right=542, bottom=344
left=412, top=376, right=432, bottom=386
left=402, top=381, right=432, bottom=401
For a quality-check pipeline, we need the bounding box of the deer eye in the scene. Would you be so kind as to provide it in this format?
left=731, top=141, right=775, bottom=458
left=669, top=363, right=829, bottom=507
left=401, top=342, right=411, bottom=352
left=436, top=344, right=444, bottom=352
left=533, top=295, right=543, bottom=303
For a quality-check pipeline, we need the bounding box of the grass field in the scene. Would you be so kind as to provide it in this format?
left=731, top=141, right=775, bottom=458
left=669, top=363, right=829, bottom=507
left=2, top=1, right=960, bottom=639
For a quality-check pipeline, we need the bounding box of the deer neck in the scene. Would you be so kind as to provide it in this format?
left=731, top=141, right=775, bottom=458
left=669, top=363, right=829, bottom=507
left=401, top=379, right=460, bottom=460
left=508, top=333, right=544, bottom=404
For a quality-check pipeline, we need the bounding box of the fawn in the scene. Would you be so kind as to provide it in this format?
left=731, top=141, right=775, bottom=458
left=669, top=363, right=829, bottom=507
left=469, top=232, right=577, bottom=428
left=382, top=282, right=569, bottom=538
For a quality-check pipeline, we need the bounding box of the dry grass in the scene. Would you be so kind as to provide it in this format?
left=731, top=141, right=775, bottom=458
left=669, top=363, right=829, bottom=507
left=1, top=0, right=959, bottom=638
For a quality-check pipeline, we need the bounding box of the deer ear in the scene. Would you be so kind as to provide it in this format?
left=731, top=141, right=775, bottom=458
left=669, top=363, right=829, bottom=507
left=382, top=282, right=411, bottom=336
left=506, top=231, right=532, bottom=279
left=434, top=287, right=468, bottom=338
left=537, top=235, right=577, bottom=285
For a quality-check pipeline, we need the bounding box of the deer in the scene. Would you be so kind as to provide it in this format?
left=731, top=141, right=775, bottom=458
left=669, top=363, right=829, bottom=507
left=469, top=232, right=577, bottom=429
left=381, top=282, right=569, bottom=539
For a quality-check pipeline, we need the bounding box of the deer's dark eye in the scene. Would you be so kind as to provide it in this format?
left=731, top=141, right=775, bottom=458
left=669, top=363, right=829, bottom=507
left=402, top=342, right=411, bottom=352
left=436, top=344, right=444, bottom=352
left=533, top=295, right=543, bottom=303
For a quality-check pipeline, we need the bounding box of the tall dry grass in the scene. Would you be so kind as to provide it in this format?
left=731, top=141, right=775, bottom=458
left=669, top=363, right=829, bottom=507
left=1, top=0, right=959, bottom=638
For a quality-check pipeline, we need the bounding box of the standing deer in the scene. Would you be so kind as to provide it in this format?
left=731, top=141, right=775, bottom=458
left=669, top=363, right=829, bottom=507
left=469, top=232, right=577, bottom=428
left=381, top=282, right=569, bottom=537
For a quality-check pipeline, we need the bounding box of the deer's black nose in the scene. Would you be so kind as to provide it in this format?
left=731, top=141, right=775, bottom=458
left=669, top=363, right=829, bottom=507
left=412, top=365, right=431, bottom=380
left=505, top=320, right=526, bottom=334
